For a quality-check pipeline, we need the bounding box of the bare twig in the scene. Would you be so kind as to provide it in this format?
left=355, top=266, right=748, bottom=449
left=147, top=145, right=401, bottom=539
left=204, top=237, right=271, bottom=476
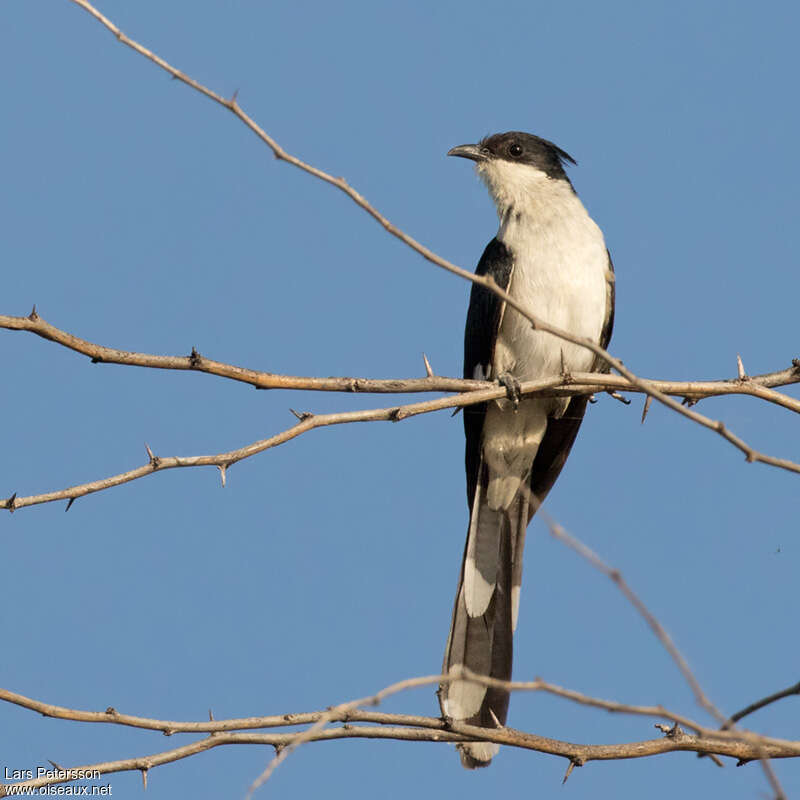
left=724, top=681, right=800, bottom=729
left=543, top=514, right=726, bottom=725
left=543, top=515, right=788, bottom=796
left=0, top=309, right=480, bottom=394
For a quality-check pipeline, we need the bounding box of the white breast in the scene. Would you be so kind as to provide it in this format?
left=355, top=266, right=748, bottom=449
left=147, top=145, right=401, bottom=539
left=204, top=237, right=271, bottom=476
left=491, top=181, right=609, bottom=382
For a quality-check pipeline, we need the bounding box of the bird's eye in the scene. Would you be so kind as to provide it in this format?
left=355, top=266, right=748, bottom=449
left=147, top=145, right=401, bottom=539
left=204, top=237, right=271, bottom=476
left=509, top=143, right=523, bottom=157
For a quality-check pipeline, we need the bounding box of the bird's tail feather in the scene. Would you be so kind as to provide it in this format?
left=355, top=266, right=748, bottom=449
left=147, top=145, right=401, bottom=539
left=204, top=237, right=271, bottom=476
left=440, top=477, right=529, bottom=768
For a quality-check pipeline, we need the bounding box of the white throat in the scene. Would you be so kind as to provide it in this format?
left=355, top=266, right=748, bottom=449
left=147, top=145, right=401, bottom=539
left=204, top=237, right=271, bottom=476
left=476, top=159, right=576, bottom=223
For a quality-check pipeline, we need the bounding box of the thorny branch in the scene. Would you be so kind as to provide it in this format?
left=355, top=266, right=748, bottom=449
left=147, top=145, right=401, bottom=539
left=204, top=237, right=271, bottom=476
left=2, top=310, right=800, bottom=409
left=3, top=670, right=800, bottom=796
left=2, top=309, right=800, bottom=409
left=3, top=353, right=800, bottom=513
left=3, top=308, right=799, bottom=511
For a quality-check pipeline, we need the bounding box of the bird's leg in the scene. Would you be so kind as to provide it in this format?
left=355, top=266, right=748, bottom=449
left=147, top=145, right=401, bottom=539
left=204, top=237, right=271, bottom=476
left=497, top=372, right=522, bottom=410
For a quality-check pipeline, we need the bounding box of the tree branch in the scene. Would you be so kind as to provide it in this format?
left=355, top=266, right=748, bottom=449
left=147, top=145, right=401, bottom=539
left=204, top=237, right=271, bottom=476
left=2, top=309, right=800, bottom=411
left=3, top=671, right=800, bottom=796
left=5, top=360, right=800, bottom=514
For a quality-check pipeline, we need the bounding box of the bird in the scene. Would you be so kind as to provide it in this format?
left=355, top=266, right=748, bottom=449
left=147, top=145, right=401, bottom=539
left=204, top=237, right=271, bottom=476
left=439, top=131, right=615, bottom=768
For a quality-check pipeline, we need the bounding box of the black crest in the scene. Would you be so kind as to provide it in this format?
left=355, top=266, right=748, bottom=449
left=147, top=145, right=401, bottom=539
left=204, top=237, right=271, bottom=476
left=479, top=131, right=576, bottom=181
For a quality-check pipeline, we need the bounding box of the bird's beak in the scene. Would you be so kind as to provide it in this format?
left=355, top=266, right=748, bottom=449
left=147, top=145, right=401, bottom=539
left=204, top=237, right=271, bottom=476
left=447, top=143, right=486, bottom=162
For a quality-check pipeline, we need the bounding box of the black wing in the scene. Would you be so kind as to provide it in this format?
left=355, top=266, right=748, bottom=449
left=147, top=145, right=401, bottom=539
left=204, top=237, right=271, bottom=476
left=462, top=238, right=514, bottom=507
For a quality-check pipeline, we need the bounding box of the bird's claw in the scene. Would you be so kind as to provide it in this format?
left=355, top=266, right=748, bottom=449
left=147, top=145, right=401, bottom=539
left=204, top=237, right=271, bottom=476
left=498, top=373, right=522, bottom=409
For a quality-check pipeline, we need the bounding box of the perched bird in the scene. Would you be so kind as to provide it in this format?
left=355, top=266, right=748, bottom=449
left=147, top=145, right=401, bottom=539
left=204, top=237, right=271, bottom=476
left=440, top=132, right=615, bottom=768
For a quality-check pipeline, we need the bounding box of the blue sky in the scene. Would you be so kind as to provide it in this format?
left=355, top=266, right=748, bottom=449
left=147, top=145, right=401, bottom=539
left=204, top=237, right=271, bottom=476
left=2, top=1, right=800, bottom=797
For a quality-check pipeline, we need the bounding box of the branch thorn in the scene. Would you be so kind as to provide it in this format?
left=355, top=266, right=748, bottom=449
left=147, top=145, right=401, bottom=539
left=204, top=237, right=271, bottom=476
left=6, top=492, right=17, bottom=513
left=189, top=347, right=201, bottom=368
left=655, top=721, right=684, bottom=738
left=655, top=723, right=672, bottom=734
left=289, top=408, right=312, bottom=422
left=145, top=443, right=159, bottom=467
left=641, top=395, right=653, bottom=424
left=48, top=759, right=64, bottom=772
left=736, top=353, right=748, bottom=380
left=141, top=768, right=148, bottom=791
left=28, top=304, right=39, bottom=321
left=209, top=709, right=215, bottom=721
left=65, top=497, right=76, bottom=513
left=422, top=352, right=434, bottom=378
left=218, top=465, right=227, bottom=488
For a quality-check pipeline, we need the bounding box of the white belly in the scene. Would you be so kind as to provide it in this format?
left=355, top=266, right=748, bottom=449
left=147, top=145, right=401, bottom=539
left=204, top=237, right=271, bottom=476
left=482, top=202, right=609, bottom=511
left=493, top=207, right=608, bottom=382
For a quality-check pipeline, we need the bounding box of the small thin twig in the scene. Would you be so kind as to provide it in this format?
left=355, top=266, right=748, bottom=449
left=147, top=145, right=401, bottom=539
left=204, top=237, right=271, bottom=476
left=542, top=514, right=726, bottom=725
left=724, top=682, right=800, bottom=729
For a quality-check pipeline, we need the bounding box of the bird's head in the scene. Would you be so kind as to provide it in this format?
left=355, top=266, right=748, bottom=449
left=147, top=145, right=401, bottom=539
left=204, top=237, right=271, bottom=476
left=448, top=131, right=576, bottom=216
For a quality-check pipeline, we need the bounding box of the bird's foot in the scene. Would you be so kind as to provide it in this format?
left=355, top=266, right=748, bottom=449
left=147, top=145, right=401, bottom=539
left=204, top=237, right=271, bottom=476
left=498, top=372, right=522, bottom=409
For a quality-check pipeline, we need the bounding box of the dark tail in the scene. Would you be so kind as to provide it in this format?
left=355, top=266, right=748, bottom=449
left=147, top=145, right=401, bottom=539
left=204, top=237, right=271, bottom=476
left=439, top=478, right=528, bottom=768
left=441, top=395, right=590, bottom=767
